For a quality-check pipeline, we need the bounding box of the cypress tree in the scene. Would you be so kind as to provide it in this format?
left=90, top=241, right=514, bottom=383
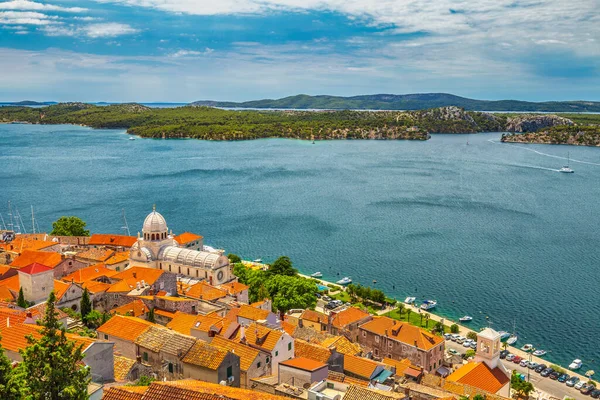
left=80, top=288, right=92, bottom=324
left=17, top=287, right=27, bottom=309
left=18, top=291, right=90, bottom=400
left=147, top=307, right=155, bottom=323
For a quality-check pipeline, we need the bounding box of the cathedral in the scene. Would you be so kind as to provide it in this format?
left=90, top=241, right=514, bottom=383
left=129, top=207, right=233, bottom=285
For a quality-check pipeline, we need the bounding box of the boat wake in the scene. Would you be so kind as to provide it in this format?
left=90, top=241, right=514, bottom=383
left=515, top=164, right=562, bottom=173
left=488, top=139, right=600, bottom=167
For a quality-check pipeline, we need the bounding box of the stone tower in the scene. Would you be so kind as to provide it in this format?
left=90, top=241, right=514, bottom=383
left=475, top=327, right=502, bottom=369
left=18, top=262, right=54, bottom=304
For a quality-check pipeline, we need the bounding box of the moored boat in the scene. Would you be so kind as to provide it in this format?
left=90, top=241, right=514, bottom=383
left=459, top=316, right=473, bottom=322
left=404, top=297, right=416, bottom=305
left=507, top=335, right=518, bottom=345
left=310, top=272, right=323, bottom=278
left=569, top=359, right=583, bottom=370
left=521, top=344, right=533, bottom=352
left=253, top=258, right=263, bottom=263
left=498, top=331, right=510, bottom=341
left=420, top=300, right=437, bottom=310
left=336, top=277, right=352, bottom=285
left=533, top=349, right=547, bottom=357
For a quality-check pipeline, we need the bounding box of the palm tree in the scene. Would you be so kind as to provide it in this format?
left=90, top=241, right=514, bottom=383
left=420, top=312, right=424, bottom=326
left=396, top=303, right=405, bottom=318
left=424, top=313, right=430, bottom=328
left=406, top=309, right=412, bottom=323
left=502, top=342, right=509, bottom=351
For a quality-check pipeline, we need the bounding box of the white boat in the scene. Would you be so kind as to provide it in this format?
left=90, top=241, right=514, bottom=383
left=129, top=136, right=136, bottom=140
left=420, top=300, right=437, bottom=310
left=507, top=335, right=518, bottom=345
left=569, top=359, right=583, bottom=370
left=560, top=152, right=574, bottom=173
left=310, top=272, right=323, bottom=278
left=404, top=297, right=416, bottom=305
left=459, top=316, right=473, bottom=322
left=521, top=344, right=533, bottom=352
left=498, top=331, right=511, bottom=341
left=253, top=258, right=263, bottom=263
left=336, top=277, right=352, bottom=285
left=533, top=349, right=547, bottom=357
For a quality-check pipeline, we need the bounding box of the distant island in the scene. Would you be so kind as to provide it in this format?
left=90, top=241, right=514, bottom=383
left=191, top=93, right=600, bottom=112
left=1, top=103, right=599, bottom=144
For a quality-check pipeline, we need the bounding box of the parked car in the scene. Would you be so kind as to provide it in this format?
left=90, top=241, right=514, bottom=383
left=462, top=340, right=472, bottom=348
left=500, top=350, right=509, bottom=359
left=540, top=368, right=553, bottom=377
left=456, top=336, right=466, bottom=344
left=590, top=389, right=600, bottom=399
left=528, top=362, right=539, bottom=369
left=574, top=380, right=585, bottom=390
left=557, top=373, right=569, bottom=383
left=448, top=348, right=460, bottom=356
left=451, top=334, right=460, bottom=341
left=549, top=371, right=560, bottom=380
left=512, top=356, right=523, bottom=364
left=322, top=295, right=331, bottom=302
left=444, top=333, right=452, bottom=340
left=520, top=359, right=529, bottom=367
left=566, top=376, right=580, bottom=387
left=581, top=384, right=594, bottom=395
left=535, top=364, right=547, bottom=373
left=506, top=354, right=515, bottom=362
left=469, top=341, right=477, bottom=349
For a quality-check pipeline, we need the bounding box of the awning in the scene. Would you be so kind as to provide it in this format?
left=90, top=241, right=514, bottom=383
left=372, top=369, right=394, bottom=383
left=404, top=367, right=423, bottom=378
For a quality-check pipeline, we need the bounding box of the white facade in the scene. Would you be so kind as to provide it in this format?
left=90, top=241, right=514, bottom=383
left=128, top=207, right=233, bottom=285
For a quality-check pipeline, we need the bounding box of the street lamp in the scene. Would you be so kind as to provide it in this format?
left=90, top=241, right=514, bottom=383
left=528, top=347, right=535, bottom=382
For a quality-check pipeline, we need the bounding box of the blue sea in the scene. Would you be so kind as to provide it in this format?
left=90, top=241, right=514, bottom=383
left=2, top=123, right=600, bottom=372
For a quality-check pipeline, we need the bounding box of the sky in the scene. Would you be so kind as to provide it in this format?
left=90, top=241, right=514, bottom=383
left=0, top=0, right=599, bottom=102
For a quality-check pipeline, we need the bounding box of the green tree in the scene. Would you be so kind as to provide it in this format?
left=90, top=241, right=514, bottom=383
left=265, top=275, right=317, bottom=318
left=406, top=308, right=412, bottom=323
left=466, top=331, right=478, bottom=341
left=227, top=253, right=241, bottom=264
left=147, top=307, right=155, bottom=323
left=267, top=256, right=297, bottom=276
left=465, top=349, right=476, bottom=358
left=511, top=371, right=534, bottom=398
left=424, top=313, right=431, bottom=328
left=396, top=303, right=405, bottom=316
left=50, top=216, right=90, bottom=236
left=17, top=287, right=28, bottom=308
left=473, top=395, right=486, bottom=400
left=0, top=335, right=23, bottom=400
left=84, top=310, right=103, bottom=329
left=432, top=321, right=444, bottom=334
left=18, top=291, right=90, bottom=400
left=80, top=288, right=92, bottom=325
left=256, top=285, right=269, bottom=302
left=450, top=324, right=459, bottom=333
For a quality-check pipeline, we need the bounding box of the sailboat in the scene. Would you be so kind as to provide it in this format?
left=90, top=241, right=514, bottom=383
left=560, top=152, right=574, bottom=173
left=507, top=320, right=518, bottom=345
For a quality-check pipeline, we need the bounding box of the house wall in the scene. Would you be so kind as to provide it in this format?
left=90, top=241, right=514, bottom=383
left=83, top=342, right=115, bottom=383
left=270, top=332, right=294, bottom=370
left=19, top=270, right=54, bottom=303
left=242, top=352, right=271, bottom=388
left=54, top=258, right=88, bottom=279
left=97, top=332, right=137, bottom=359
left=56, top=283, right=84, bottom=312
left=182, top=352, right=240, bottom=387
left=278, top=365, right=328, bottom=388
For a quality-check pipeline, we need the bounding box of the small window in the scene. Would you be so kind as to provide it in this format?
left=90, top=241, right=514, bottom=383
left=178, top=266, right=181, bottom=274
left=388, top=341, right=392, bottom=348
left=227, top=365, right=233, bottom=378
left=168, top=363, right=173, bottom=373
left=104, top=334, right=108, bottom=340
left=169, top=265, right=172, bottom=272
left=116, top=267, right=120, bottom=272
left=288, top=342, right=292, bottom=351
left=257, top=362, right=261, bottom=368
left=187, top=268, right=190, bottom=276
left=388, top=354, right=392, bottom=358
left=42, top=287, right=46, bottom=291
left=374, top=349, right=379, bottom=356
left=143, top=352, right=148, bottom=362
left=266, top=357, right=270, bottom=363
left=326, top=382, right=334, bottom=389
left=375, top=336, right=379, bottom=343
left=362, top=331, right=366, bottom=337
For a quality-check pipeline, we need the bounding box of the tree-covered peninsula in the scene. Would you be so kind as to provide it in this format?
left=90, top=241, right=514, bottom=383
left=0, top=103, right=508, bottom=141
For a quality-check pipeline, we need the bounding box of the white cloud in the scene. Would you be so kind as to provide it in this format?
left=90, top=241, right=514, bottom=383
left=0, top=10, right=59, bottom=24
left=170, top=48, right=214, bottom=57
left=73, top=16, right=101, bottom=21
left=41, top=22, right=138, bottom=37
left=0, top=0, right=86, bottom=13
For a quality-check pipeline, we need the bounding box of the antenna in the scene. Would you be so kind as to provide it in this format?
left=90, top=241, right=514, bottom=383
left=0, top=213, right=6, bottom=230
left=31, top=206, right=36, bottom=234
left=7, top=201, right=14, bottom=231
left=121, top=209, right=131, bottom=236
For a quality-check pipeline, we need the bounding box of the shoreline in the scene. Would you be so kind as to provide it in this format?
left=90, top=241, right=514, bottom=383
left=301, top=272, right=594, bottom=385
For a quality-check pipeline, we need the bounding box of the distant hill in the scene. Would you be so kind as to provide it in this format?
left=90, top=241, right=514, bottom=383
left=1, top=100, right=57, bottom=106
left=190, top=93, right=600, bottom=112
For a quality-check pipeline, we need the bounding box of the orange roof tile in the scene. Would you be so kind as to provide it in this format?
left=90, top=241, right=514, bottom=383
left=173, top=232, right=203, bottom=245
left=105, top=251, right=130, bottom=265
left=446, top=361, right=509, bottom=394
left=383, top=357, right=412, bottom=375
left=184, top=281, right=228, bottom=302
left=0, top=286, right=15, bottom=301
left=97, top=315, right=153, bottom=342
left=0, top=264, right=14, bottom=275
left=217, top=281, right=249, bottom=296
left=0, top=237, right=57, bottom=253
left=81, top=280, right=111, bottom=294
left=154, top=309, right=176, bottom=319
left=280, top=357, right=327, bottom=372
left=53, top=280, right=72, bottom=301
left=62, top=263, right=118, bottom=284
left=280, top=320, right=296, bottom=336
left=0, top=322, right=42, bottom=352
left=331, top=307, right=371, bottom=329
left=145, top=380, right=287, bottom=400
left=327, top=371, right=370, bottom=387
left=75, top=248, right=115, bottom=262
left=181, top=340, right=228, bottom=370
left=102, top=386, right=146, bottom=400
left=359, top=316, right=444, bottom=351
left=18, top=262, right=53, bottom=275
left=11, top=250, right=62, bottom=268
left=343, top=354, right=383, bottom=380
left=112, top=267, right=164, bottom=286
left=300, top=309, right=328, bottom=325
left=107, top=279, right=135, bottom=293
left=294, top=339, right=331, bottom=364
left=237, top=304, right=271, bottom=322
left=88, top=234, right=137, bottom=248
left=320, top=336, right=362, bottom=355
left=166, top=311, right=198, bottom=335
left=111, top=300, right=148, bottom=317
left=0, top=275, right=20, bottom=293
left=211, top=336, right=260, bottom=372
left=342, top=385, right=405, bottom=400
left=243, top=323, right=283, bottom=352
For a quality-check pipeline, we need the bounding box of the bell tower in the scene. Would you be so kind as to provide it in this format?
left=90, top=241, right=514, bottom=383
left=475, top=328, right=501, bottom=369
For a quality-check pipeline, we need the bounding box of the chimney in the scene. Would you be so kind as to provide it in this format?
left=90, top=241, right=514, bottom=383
left=384, top=329, right=388, bottom=337
left=133, top=272, right=137, bottom=279
left=24, top=312, right=36, bottom=325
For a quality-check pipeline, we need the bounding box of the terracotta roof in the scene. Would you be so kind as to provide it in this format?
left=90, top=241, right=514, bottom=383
left=342, top=385, right=405, bottom=400
left=0, top=286, right=15, bottom=301
left=446, top=361, right=509, bottom=394
left=211, top=336, right=260, bottom=372
left=18, top=262, right=53, bottom=275
left=237, top=304, right=271, bottom=322
left=107, top=279, right=135, bottom=293
left=88, top=234, right=137, bottom=248
left=184, top=281, right=228, bottom=302
left=113, top=355, right=137, bottom=382
left=0, top=321, right=93, bottom=353
left=53, top=280, right=72, bottom=301
left=331, top=307, right=371, bottom=329
left=300, top=309, right=328, bottom=325
left=250, top=300, right=267, bottom=308
left=81, top=280, right=111, bottom=294
left=62, top=263, right=117, bottom=283
left=102, top=386, right=146, bottom=400
left=294, top=339, right=331, bottom=364
left=0, top=275, right=20, bottom=293
left=112, top=267, right=164, bottom=287
left=154, top=309, right=176, bottom=319
left=217, top=281, right=249, bottom=296
left=173, top=232, right=203, bottom=245
left=105, top=251, right=130, bottom=266
left=0, top=237, right=57, bottom=253
left=11, top=250, right=62, bottom=268
left=343, top=354, right=383, bottom=380
left=280, top=320, right=296, bottom=336
left=243, top=323, right=283, bottom=352
left=27, top=302, right=69, bottom=321
left=160, top=331, right=197, bottom=357
left=359, top=316, right=444, bottom=351
left=97, top=315, right=153, bottom=342
left=280, top=357, right=327, bottom=372
left=327, top=371, right=370, bottom=387
left=181, top=340, right=229, bottom=370
left=143, top=380, right=287, bottom=400
left=320, top=335, right=362, bottom=355
left=0, top=264, right=13, bottom=275
left=75, top=248, right=115, bottom=262
left=111, top=300, right=148, bottom=317
left=166, top=311, right=198, bottom=335
left=135, top=325, right=174, bottom=352
left=382, top=357, right=412, bottom=375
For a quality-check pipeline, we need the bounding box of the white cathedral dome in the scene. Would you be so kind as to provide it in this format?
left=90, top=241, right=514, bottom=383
left=143, top=207, right=168, bottom=233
